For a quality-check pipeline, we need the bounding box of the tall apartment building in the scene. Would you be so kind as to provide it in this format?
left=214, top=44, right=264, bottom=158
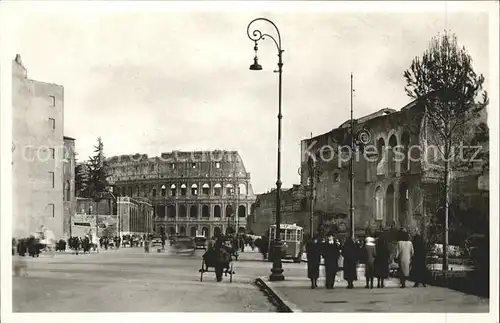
left=12, top=54, right=75, bottom=239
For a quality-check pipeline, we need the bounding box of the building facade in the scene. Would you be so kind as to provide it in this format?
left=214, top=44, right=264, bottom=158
left=12, top=54, right=74, bottom=239
left=247, top=185, right=309, bottom=237
left=107, top=150, right=257, bottom=237
left=299, top=99, right=488, bottom=238
left=117, top=197, right=154, bottom=236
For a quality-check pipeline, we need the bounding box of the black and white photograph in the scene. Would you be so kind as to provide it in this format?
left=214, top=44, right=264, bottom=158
left=1, top=0, right=498, bottom=320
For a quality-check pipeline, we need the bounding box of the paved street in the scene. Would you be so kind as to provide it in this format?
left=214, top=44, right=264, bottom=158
left=13, top=246, right=294, bottom=312
left=266, top=268, right=489, bottom=313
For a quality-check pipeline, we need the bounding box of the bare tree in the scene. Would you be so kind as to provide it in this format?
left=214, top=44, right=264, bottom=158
left=403, top=32, right=488, bottom=274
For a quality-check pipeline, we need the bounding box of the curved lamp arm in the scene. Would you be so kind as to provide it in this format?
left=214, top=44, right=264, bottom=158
left=247, top=18, right=283, bottom=53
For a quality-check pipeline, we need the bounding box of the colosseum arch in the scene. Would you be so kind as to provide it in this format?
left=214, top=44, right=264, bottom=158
left=226, top=205, right=234, bottom=217
left=238, top=205, right=246, bottom=218
left=179, top=205, right=187, bottom=217
left=170, top=184, right=177, bottom=197
left=201, top=227, right=209, bottom=237
left=202, top=205, right=210, bottom=218
left=179, top=226, right=186, bottom=235
left=226, top=184, right=234, bottom=195
left=214, top=205, right=221, bottom=218
left=168, top=227, right=176, bottom=235
left=213, top=226, right=221, bottom=237
left=191, top=184, right=198, bottom=196
left=167, top=205, right=176, bottom=218
left=190, top=205, right=198, bottom=218
left=190, top=226, right=197, bottom=237
left=180, top=184, right=187, bottom=196
left=238, top=183, right=247, bottom=195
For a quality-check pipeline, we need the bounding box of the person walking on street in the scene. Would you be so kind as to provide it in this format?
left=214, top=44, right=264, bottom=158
left=306, top=236, right=321, bottom=289
left=396, top=229, right=414, bottom=288
left=322, top=232, right=341, bottom=289
left=411, top=234, right=427, bottom=287
left=144, top=236, right=150, bottom=253
left=374, top=235, right=390, bottom=288
left=363, top=235, right=377, bottom=289
left=342, top=236, right=359, bottom=289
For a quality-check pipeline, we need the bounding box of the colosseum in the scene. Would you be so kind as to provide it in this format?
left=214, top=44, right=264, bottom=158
left=107, top=150, right=257, bottom=238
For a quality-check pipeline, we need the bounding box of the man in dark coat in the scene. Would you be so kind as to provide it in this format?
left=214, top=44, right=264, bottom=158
left=363, top=236, right=377, bottom=289
left=342, top=236, right=358, bottom=289
left=322, top=233, right=341, bottom=289
left=411, top=234, right=427, bottom=287
left=214, top=238, right=230, bottom=282
left=374, top=235, right=390, bottom=288
left=305, top=236, right=321, bottom=289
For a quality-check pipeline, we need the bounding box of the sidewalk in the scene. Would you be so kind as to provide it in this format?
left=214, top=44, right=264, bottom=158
left=257, top=268, right=489, bottom=313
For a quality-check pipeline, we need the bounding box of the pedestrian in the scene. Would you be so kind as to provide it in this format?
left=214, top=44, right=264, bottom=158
left=335, top=239, right=343, bottom=283
left=214, top=238, right=230, bottom=282
left=322, top=232, right=341, bottom=289
left=410, top=234, right=427, bottom=287
left=363, top=235, right=376, bottom=289
left=342, top=236, right=359, bottom=289
left=395, top=229, right=414, bottom=288
left=305, top=235, right=321, bottom=289
left=144, top=236, right=150, bottom=253
left=374, top=235, right=390, bottom=288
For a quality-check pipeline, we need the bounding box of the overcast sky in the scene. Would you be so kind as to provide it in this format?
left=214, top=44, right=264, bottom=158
left=4, top=2, right=491, bottom=194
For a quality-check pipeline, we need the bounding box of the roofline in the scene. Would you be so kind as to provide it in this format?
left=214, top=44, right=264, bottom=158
left=63, top=136, right=76, bottom=141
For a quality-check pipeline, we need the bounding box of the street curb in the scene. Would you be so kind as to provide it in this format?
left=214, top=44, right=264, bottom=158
left=254, top=277, right=302, bottom=313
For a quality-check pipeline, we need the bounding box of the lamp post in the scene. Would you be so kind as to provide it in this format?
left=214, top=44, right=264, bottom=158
left=247, top=17, right=285, bottom=281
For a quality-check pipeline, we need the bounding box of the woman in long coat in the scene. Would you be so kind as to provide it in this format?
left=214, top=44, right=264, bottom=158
left=374, top=235, right=390, bottom=288
left=322, top=233, right=341, bottom=289
left=410, top=234, right=427, bottom=287
left=363, top=236, right=377, bottom=289
left=342, top=237, right=358, bottom=289
left=305, top=236, right=321, bottom=289
left=395, top=230, right=414, bottom=288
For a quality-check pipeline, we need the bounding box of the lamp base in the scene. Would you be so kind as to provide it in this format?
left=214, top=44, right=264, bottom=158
left=269, top=268, right=285, bottom=281
left=269, top=240, right=285, bottom=281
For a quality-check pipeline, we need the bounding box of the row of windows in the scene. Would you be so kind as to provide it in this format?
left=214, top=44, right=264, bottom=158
left=119, top=183, right=246, bottom=198
left=158, top=204, right=247, bottom=218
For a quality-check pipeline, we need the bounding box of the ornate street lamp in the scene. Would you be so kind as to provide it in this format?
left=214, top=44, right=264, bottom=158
left=247, top=18, right=285, bottom=281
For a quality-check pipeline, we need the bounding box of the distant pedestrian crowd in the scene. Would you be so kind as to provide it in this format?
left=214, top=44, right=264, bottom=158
left=305, top=229, right=427, bottom=289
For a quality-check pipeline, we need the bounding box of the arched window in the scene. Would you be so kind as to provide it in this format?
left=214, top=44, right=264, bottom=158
left=214, top=205, right=221, bottom=217
left=401, top=132, right=410, bottom=173
left=202, top=227, right=209, bottom=237
left=388, top=135, right=398, bottom=176
left=191, top=184, right=198, bottom=196
left=226, top=184, right=234, bottom=196
left=170, top=184, right=176, bottom=196
left=377, top=138, right=386, bottom=176
left=181, top=184, right=187, bottom=196
left=161, top=185, right=166, bottom=197
left=238, top=183, right=247, bottom=195
left=152, top=186, right=157, bottom=197
left=202, top=183, right=210, bottom=195
left=375, top=186, right=384, bottom=221
left=214, top=183, right=222, bottom=196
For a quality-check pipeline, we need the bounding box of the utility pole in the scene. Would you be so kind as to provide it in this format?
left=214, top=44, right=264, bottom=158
left=349, top=73, right=355, bottom=240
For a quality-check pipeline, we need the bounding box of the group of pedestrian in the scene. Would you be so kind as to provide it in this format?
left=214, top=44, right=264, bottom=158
left=306, top=229, right=428, bottom=289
